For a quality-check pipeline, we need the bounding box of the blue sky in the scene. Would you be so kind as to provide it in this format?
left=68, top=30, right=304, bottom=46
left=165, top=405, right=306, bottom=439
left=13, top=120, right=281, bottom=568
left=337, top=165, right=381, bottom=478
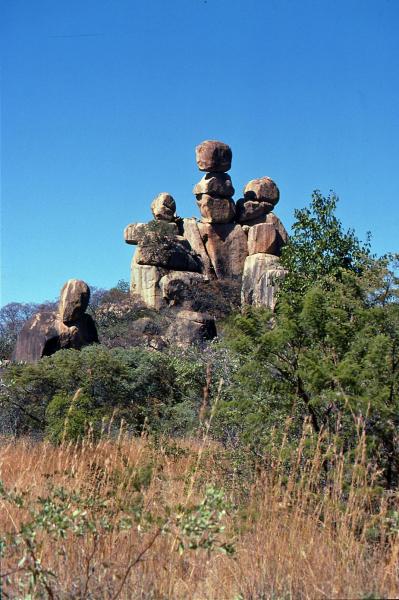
left=1, top=0, right=398, bottom=305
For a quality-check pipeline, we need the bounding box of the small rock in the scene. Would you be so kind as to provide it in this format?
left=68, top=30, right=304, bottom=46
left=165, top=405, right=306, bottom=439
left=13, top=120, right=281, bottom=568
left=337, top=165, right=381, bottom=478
left=244, top=177, right=279, bottom=205
left=197, top=195, right=236, bottom=224
left=151, top=193, right=176, bottom=222
left=193, top=173, right=235, bottom=198
left=195, top=140, right=232, bottom=172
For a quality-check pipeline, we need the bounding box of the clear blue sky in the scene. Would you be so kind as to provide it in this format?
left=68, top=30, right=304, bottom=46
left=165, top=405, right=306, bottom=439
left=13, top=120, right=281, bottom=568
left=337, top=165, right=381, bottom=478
left=1, top=0, right=398, bottom=305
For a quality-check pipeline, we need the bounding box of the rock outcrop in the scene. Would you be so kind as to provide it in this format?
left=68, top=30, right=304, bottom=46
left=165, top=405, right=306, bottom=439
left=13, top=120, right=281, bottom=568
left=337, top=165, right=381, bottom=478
left=123, top=139, right=290, bottom=344
left=13, top=280, right=99, bottom=363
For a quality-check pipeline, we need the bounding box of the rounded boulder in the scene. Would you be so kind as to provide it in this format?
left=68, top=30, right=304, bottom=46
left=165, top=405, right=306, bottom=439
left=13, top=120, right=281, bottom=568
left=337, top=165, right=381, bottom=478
left=195, top=140, right=232, bottom=172
left=151, top=193, right=176, bottom=222
left=244, top=177, right=280, bottom=205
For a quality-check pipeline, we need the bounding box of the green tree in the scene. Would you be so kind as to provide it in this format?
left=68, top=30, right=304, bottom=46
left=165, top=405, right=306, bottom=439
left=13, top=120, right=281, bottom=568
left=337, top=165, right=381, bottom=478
left=218, top=192, right=399, bottom=486
left=281, top=190, right=371, bottom=298
left=1, top=345, right=185, bottom=436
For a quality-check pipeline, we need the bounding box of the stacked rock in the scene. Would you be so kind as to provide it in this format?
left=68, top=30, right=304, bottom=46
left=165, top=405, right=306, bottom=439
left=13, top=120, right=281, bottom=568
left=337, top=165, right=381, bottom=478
left=193, top=141, right=236, bottom=224
left=236, top=176, right=279, bottom=225
left=240, top=178, right=287, bottom=308
left=13, top=279, right=99, bottom=363
left=124, top=139, right=290, bottom=321
left=190, top=141, right=248, bottom=280
left=124, top=192, right=216, bottom=348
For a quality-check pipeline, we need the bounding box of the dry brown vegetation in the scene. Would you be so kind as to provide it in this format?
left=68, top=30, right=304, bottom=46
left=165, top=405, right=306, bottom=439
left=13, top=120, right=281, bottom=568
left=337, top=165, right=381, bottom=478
left=0, top=426, right=398, bottom=599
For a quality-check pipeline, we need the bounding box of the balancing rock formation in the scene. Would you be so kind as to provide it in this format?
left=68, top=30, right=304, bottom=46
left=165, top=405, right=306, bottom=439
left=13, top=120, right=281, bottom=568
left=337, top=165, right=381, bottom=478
left=13, top=280, right=99, bottom=363
left=124, top=140, right=288, bottom=344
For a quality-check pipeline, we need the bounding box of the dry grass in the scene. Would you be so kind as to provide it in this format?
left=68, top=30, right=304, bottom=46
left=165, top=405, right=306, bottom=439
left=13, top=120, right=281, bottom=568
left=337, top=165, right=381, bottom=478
left=0, top=426, right=398, bottom=599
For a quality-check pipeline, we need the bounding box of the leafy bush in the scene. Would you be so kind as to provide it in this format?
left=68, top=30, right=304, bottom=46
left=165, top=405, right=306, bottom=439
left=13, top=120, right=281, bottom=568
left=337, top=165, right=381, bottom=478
left=1, top=345, right=189, bottom=437
left=216, top=192, right=399, bottom=487
left=45, top=390, right=104, bottom=443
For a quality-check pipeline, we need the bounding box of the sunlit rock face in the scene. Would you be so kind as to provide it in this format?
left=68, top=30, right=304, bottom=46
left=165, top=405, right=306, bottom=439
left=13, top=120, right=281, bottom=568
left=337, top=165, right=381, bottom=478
left=13, top=280, right=98, bottom=363
left=123, top=140, right=289, bottom=344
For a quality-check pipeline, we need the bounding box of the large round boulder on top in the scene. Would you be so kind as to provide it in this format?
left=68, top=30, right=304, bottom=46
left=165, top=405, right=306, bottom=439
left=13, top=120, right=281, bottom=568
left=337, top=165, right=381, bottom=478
left=244, top=177, right=279, bottom=205
left=151, top=193, right=176, bottom=222
left=195, top=140, right=232, bottom=172
left=59, top=279, right=90, bottom=324
left=193, top=173, right=235, bottom=198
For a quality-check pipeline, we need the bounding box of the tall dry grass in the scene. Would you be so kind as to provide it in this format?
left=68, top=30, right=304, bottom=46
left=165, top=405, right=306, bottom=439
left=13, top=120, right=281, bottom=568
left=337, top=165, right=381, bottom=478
left=0, top=425, right=398, bottom=599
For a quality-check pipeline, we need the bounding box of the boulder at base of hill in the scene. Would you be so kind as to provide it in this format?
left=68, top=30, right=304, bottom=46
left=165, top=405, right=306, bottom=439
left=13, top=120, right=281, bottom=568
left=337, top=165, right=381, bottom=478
left=166, top=310, right=217, bottom=348
left=159, top=271, right=209, bottom=305
left=13, top=312, right=98, bottom=363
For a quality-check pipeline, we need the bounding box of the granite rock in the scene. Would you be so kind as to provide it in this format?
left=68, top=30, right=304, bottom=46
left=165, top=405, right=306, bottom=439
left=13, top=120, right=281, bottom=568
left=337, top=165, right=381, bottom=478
left=195, top=140, right=232, bottom=172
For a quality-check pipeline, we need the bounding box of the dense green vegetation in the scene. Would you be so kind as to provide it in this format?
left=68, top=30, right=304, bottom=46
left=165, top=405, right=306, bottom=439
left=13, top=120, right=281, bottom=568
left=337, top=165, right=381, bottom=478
left=1, top=191, right=398, bottom=487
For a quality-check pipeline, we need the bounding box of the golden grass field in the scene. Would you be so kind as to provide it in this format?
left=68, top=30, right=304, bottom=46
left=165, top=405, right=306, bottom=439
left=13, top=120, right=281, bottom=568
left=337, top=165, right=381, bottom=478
left=0, top=425, right=398, bottom=599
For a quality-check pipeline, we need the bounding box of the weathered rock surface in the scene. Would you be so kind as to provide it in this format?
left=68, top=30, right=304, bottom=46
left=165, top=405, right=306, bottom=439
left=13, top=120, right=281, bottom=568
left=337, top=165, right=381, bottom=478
left=13, top=312, right=99, bottom=363
left=151, top=193, right=176, bottom=222
left=135, top=238, right=202, bottom=272
left=197, top=195, right=236, bottom=224
left=195, top=140, right=232, bottom=172
left=59, top=279, right=90, bottom=323
left=124, top=222, right=178, bottom=245
left=197, top=223, right=248, bottom=279
left=193, top=173, right=235, bottom=198
left=266, top=212, right=289, bottom=244
left=247, top=223, right=281, bottom=256
left=181, top=218, right=214, bottom=277
left=241, top=253, right=287, bottom=308
left=123, top=140, right=289, bottom=318
left=166, top=310, right=217, bottom=348
left=236, top=198, right=273, bottom=224
left=130, top=257, right=166, bottom=310
left=13, top=280, right=98, bottom=363
left=159, top=271, right=209, bottom=305
left=244, top=177, right=279, bottom=205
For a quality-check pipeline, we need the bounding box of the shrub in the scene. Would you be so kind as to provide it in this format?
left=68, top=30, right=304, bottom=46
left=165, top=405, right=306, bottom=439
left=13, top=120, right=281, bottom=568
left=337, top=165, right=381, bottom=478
left=45, top=390, right=104, bottom=443
left=1, top=345, right=186, bottom=436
